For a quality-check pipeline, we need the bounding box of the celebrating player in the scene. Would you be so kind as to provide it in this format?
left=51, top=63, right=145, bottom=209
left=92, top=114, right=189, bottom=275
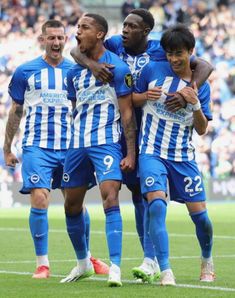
left=60, top=14, right=136, bottom=287
left=133, top=23, right=215, bottom=285
left=3, top=19, right=109, bottom=279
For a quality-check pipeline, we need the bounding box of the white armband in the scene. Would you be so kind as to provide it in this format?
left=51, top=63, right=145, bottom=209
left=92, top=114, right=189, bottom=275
left=192, top=101, right=201, bottom=111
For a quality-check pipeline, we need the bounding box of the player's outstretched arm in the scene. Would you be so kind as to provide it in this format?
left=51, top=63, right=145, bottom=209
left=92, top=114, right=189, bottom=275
left=3, top=101, right=23, bottom=167
left=70, top=46, right=114, bottom=83
left=118, top=94, right=136, bottom=172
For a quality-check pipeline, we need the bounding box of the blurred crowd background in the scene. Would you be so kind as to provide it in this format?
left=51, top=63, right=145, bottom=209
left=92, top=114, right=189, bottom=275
left=0, top=0, right=235, bottom=183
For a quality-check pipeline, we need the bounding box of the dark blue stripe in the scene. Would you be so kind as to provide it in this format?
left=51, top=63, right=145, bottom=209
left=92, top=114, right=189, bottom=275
left=105, top=104, right=114, bottom=142
left=91, top=104, right=101, bottom=146
left=48, top=67, right=55, bottom=89
left=84, top=71, right=92, bottom=89
left=34, top=72, right=41, bottom=90
left=181, top=126, right=190, bottom=160
left=168, top=122, right=180, bottom=160
left=154, top=118, right=166, bottom=156
left=79, top=104, right=89, bottom=147
left=23, top=107, right=32, bottom=145
left=104, top=206, right=120, bottom=214
left=33, top=106, right=42, bottom=146
left=47, top=106, right=55, bottom=148
left=165, top=77, right=180, bottom=100
left=60, top=107, right=69, bottom=149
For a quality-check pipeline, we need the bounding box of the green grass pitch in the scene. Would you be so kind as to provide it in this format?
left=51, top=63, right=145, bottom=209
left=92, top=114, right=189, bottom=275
left=0, top=202, right=235, bottom=298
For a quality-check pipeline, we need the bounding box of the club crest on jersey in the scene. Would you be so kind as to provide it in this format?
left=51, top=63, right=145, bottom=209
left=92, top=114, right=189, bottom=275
left=30, top=174, right=40, bottom=184
left=145, top=176, right=154, bottom=187
left=137, top=56, right=149, bottom=68
left=124, top=74, right=133, bottom=88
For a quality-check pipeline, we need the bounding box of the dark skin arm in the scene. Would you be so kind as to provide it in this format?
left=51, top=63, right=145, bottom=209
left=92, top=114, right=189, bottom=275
left=4, top=101, right=23, bottom=167
left=70, top=46, right=114, bottom=83
left=165, top=57, right=214, bottom=112
left=118, top=93, right=136, bottom=172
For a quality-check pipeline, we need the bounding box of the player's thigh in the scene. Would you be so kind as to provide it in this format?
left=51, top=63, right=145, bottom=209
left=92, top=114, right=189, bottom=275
left=21, top=146, right=60, bottom=194
left=88, top=143, right=123, bottom=183
left=168, top=159, right=206, bottom=203
left=139, top=154, right=168, bottom=198
left=62, top=148, right=96, bottom=189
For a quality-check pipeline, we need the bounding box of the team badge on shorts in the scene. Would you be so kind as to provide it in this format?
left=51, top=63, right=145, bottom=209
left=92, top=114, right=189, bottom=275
left=30, top=174, right=40, bottom=183
left=63, top=173, right=70, bottom=182
left=145, top=176, right=154, bottom=187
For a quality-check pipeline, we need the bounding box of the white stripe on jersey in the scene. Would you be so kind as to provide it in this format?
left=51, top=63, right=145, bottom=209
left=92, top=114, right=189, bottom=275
left=25, top=106, right=37, bottom=146
left=39, top=105, right=49, bottom=148
left=84, top=105, right=93, bottom=147
left=98, top=103, right=109, bottom=145
left=41, top=68, right=48, bottom=89
left=54, top=108, right=62, bottom=149
left=162, top=76, right=174, bottom=94
left=160, top=121, right=173, bottom=159
left=55, top=68, right=62, bottom=90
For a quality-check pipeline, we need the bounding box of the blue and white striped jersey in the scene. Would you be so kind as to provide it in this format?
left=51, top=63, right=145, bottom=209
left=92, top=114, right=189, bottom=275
left=105, top=35, right=166, bottom=128
left=105, top=35, right=166, bottom=85
left=135, top=61, right=212, bottom=161
left=67, top=50, right=132, bottom=148
left=8, top=56, right=74, bottom=150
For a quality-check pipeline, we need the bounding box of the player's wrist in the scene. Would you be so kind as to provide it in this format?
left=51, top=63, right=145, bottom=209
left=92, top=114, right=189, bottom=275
left=191, top=101, right=201, bottom=111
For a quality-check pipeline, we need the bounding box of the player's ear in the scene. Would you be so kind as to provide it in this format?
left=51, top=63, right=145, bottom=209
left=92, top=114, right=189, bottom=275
left=144, top=27, right=151, bottom=36
left=38, top=34, right=43, bottom=43
left=97, top=31, right=105, bottom=40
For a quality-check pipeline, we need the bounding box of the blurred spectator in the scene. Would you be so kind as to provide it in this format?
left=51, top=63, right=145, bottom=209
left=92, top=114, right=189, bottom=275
left=121, top=0, right=136, bottom=20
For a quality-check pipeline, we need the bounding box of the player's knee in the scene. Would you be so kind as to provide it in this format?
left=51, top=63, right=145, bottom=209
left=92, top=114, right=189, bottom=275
left=102, top=191, right=119, bottom=209
left=31, top=188, right=49, bottom=209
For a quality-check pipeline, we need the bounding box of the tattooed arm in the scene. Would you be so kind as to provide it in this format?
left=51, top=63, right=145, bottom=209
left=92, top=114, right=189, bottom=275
left=118, top=93, right=136, bottom=172
left=4, top=101, right=23, bottom=167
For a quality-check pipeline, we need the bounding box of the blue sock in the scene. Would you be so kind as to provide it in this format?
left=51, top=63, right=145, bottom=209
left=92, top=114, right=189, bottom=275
left=105, top=206, right=122, bottom=267
left=190, top=210, right=213, bottom=259
left=84, top=208, right=90, bottom=252
left=29, top=208, right=48, bottom=256
left=149, top=199, right=170, bottom=271
left=66, top=211, right=87, bottom=260
left=143, top=200, right=155, bottom=260
left=132, top=193, right=144, bottom=249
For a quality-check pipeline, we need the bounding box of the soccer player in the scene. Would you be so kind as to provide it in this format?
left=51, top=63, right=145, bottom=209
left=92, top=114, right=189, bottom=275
left=3, top=20, right=109, bottom=279
left=60, top=14, right=136, bottom=287
left=71, top=8, right=214, bottom=283
left=133, top=23, right=215, bottom=286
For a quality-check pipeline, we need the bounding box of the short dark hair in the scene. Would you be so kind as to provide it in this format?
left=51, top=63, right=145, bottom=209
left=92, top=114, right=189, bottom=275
left=41, top=19, right=65, bottom=34
left=84, top=13, right=108, bottom=35
left=130, top=8, right=155, bottom=30
left=160, top=24, right=195, bottom=52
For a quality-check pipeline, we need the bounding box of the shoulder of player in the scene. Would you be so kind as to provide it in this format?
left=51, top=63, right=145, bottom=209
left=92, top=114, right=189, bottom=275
left=105, top=34, right=122, bottom=45
left=62, top=57, right=75, bottom=68
left=104, top=50, right=128, bottom=69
